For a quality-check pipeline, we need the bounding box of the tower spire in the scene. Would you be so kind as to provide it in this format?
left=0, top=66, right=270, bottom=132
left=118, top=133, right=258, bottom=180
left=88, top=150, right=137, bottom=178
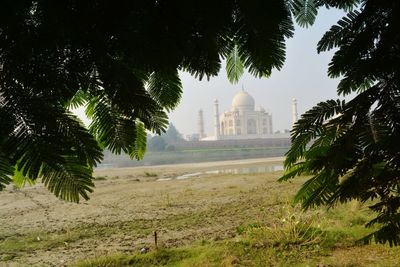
left=198, top=109, right=205, bottom=139
left=214, top=99, right=220, bottom=140
left=292, top=98, right=298, bottom=127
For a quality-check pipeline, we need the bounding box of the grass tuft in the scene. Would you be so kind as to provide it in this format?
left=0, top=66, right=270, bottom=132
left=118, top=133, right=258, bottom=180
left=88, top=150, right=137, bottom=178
left=94, top=176, right=107, bottom=181
left=144, top=171, right=158, bottom=177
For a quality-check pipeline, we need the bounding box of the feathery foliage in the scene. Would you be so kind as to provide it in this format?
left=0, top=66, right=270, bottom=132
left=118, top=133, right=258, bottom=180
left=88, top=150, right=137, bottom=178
left=282, top=0, right=400, bottom=245
left=291, top=0, right=319, bottom=28
left=226, top=44, right=245, bottom=84
left=290, top=0, right=360, bottom=28
left=0, top=1, right=295, bottom=201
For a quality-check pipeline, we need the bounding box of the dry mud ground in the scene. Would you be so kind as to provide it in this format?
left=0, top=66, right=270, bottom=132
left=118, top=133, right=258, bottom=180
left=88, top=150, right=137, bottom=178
left=0, top=157, right=288, bottom=266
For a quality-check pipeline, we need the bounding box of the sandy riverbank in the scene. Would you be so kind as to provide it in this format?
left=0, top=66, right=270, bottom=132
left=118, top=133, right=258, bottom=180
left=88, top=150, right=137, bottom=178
left=0, top=157, right=285, bottom=266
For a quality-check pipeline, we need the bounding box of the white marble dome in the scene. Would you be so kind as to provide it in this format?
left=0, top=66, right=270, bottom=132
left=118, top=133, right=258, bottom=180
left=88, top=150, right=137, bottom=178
left=232, top=91, right=255, bottom=111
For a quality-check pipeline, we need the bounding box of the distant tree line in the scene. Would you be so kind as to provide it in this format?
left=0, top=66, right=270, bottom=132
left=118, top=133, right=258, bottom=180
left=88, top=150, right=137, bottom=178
left=147, top=124, right=185, bottom=152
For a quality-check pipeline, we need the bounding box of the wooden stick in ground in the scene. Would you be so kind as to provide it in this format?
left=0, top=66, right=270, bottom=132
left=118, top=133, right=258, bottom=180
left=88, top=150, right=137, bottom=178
left=154, top=231, right=158, bottom=249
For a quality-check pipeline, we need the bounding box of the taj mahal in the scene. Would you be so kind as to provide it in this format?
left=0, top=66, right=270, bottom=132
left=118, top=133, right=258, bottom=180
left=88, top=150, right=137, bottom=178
left=198, top=90, right=298, bottom=141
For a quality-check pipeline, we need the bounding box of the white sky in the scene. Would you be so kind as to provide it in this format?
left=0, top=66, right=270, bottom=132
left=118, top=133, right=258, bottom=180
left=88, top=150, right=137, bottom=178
left=169, top=8, right=346, bottom=136
left=74, top=8, right=347, bottom=137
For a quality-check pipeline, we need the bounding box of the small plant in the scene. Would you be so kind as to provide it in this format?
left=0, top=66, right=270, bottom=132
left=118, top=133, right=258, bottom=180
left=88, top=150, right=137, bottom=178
left=158, top=193, right=174, bottom=208
left=246, top=202, right=324, bottom=251
left=144, top=171, right=158, bottom=177
left=226, top=185, right=238, bottom=189
left=1, top=254, right=15, bottom=261
left=93, top=176, right=107, bottom=181
left=165, top=193, right=172, bottom=207
left=236, top=223, right=261, bottom=235
left=270, top=204, right=324, bottom=248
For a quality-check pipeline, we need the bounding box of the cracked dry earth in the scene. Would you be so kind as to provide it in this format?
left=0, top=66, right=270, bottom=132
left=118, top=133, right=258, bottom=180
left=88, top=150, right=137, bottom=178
left=0, top=157, right=286, bottom=266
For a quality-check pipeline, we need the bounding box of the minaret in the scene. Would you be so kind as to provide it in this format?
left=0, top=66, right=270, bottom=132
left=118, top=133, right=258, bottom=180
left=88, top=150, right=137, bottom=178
left=214, top=99, right=220, bottom=140
left=292, top=98, right=298, bottom=127
left=198, top=109, right=205, bottom=139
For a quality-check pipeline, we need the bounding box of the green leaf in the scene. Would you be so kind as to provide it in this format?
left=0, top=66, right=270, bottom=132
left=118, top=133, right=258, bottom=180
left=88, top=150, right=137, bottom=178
left=88, top=95, right=133, bottom=154
left=294, top=170, right=339, bottom=208
left=291, top=0, right=318, bottom=28
left=147, top=70, right=183, bottom=112
left=285, top=99, right=345, bottom=168
left=41, top=157, right=94, bottom=203
left=317, top=11, right=360, bottom=53
left=13, top=167, right=35, bottom=188
left=0, top=155, right=13, bottom=190
left=129, top=121, right=147, bottom=160
left=279, top=162, right=307, bottom=181
left=1, top=96, right=102, bottom=202
left=65, top=90, right=88, bottom=109
left=226, top=44, right=244, bottom=84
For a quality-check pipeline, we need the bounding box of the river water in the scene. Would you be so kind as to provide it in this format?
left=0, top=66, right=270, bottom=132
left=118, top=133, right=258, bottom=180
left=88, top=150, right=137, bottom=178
left=157, top=165, right=283, bottom=181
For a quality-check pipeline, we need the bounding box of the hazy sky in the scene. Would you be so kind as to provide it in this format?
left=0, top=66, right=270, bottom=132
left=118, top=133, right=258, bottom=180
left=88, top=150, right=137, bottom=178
left=169, top=8, right=346, bottom=136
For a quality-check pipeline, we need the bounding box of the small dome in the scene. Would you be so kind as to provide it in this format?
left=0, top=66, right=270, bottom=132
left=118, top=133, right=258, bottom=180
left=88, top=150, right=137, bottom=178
left=256, top=106, right=265, bottom=112
left=232, top=91, right=255, bottom=111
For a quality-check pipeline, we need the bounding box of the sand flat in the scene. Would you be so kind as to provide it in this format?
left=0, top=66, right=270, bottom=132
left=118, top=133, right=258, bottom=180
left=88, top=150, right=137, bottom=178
left=0, top=157, right=286, bottom=266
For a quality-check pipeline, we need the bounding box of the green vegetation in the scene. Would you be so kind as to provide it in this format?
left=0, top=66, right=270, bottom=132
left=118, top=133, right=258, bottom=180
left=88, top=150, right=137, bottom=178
left=1, top=230, right=86, bottom=254
left=75, top=201, right=400, bottom=267
left=76, top=241, right=400, bottom=267
left=283, top=0, right=400, bottom=245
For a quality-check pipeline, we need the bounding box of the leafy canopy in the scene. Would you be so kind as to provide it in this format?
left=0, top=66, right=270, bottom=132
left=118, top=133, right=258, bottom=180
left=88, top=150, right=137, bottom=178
left=0, top=0, right=294, bottom=202
left=281, top=0, right=400, bottom=246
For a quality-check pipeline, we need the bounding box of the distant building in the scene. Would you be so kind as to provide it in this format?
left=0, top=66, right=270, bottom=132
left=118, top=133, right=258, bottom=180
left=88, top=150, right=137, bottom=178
left=202, top=90, right=279, bottom=140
